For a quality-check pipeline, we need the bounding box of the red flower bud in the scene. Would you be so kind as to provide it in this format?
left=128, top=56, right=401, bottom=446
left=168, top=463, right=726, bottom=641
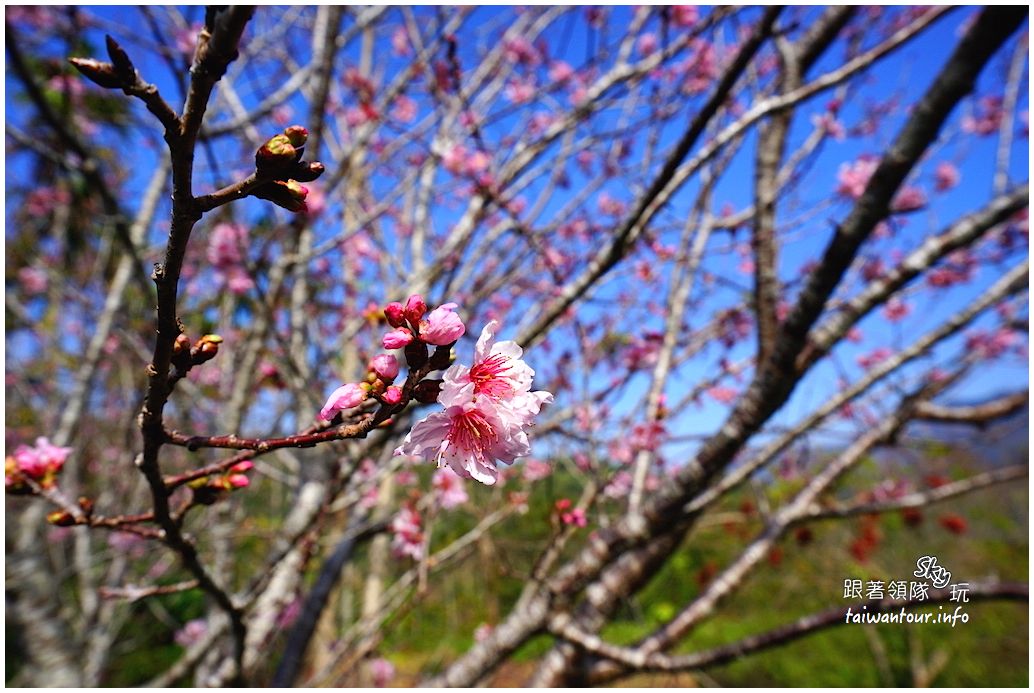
left=384, top=302, right=405, bottom=327
left=404, top=294, right=427, bottom=324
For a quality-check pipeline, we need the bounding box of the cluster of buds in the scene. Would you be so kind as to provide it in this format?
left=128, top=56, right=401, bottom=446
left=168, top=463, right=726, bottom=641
left=171, top=332, right=223, bottom=378
left=319, top=354, right=404, bottom=422
left=318, top=294, right=463, bottom=423
left=188, top=461, right=254, bottom=505
left=252, top=126, right=325, bottom=213
left=5, top=437, right=72, bottom=495
left=554, top=498, right=587, bottom=527
left=68, top=35, right=141, bottom=91
left=382, top=294, right=463, bottom=370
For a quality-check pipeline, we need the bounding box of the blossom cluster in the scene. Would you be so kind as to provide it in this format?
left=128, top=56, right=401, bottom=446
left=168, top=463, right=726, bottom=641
left=5, top=437, right=71, bottom=493
left=395, top=319, right=553, bottom=485
left=320, top=295, right=551, bottom=487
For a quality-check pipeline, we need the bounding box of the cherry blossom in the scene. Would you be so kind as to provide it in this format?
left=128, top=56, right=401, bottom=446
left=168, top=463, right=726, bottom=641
left=419, top=303, right=466, bottom=345
left=835, top=157, right=878, bottom=200
left=390, top=506, right=424, bottom=559
left=319, top=382, right=367, bottom=420
left=396, top=321, right=551, bottom=485
left=432, top=467, right=469, bottom=509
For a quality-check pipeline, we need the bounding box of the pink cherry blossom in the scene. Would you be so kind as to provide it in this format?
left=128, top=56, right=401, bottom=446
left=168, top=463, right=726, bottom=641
left=961, top=95, right=1003, bottom=136
left=419, top=303, right=466, bottom=345
left=7, top=437, right=71, bottom=488
left=442, top=143, right=468, bottom=174
left=390, top=506, right=424, bottom=559
left=934, top=162, right=960, bottom=191
left=891, top=185, right=927, bottom=212
left=857, top=346, right=893, bottom=370
left=391, top=26, right=410, bottom=56
left=174, top=619, right=208, bottom=647
left=391, top=95, right=417, bottom=123
left=319, top=382, right=367, bottom=420
left=505, top=77, right=536, bottom=105
left=370, top=657, right=395, bottom=688
left=706, top=386, right=738, bottom=404
left=432, top=467, right=469, bottom=509
left=836, top=157, right=878, bottom=200
left=370, top=354, right=400, bottom=381
left=673, top=5, right=699, bottom=27
left=522, top=458, right=552, bottom=482
left=637, top=33, right=658, bottom=57
left=384, top=301, right=405, bottom=327
left=382, top=386, right=403, bottom=405
left=503, top=36, right=541, bottom=67
left=383, top=327, right=415, bottom=349
left=17, top=267, right=48, bottom=295
left=548, top=60, right=575, bottom=84
left=561, top=507, right=588, bottom=527
left=882, top=297, right=910, bottom=322
left=404, top=294, right=427, bottom=323
left=395, top=389, right=529, bottom=485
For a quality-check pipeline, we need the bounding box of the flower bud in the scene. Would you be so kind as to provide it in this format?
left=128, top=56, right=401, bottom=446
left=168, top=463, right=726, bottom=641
left=47, top=510, right=76, bottom=527
left=78, top=496, right=94, bottom=517
left=419, top=302, right=465, bottom=346
left=291, top=161, right=325, bottom=183
left=252, top=179, right=309, bottom=213
left=413, top=379, right=442, bottom=404
left=384, top=302, right=406, bottom=327
left=68, top=57, right=123, bottom=89
left=382, top=385, right=403, bottom=405
left=193, top=334, right=223, bottom=365
left=382, top=327, right=414, bottom=349
left=173, top=333, right=192, bottom=355
left=228, top=474, right=250, bottom=489
left=283, top=125, right=308, bottom=147
left=319, top=382, right=367, bottom=421
left=404, top=340, right=428, bottom=369
left=230, top=460, right=254, bottom=473
left=404, top=294, right=427, bottom=324
left=255, top=134, right=298, bottom=172
left=370, top=354, right=400, bottom=382
left=105, top=35, right=137, bottom=84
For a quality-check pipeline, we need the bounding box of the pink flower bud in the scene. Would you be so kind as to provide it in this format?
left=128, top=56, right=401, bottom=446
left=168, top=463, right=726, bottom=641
left=382, top=327, right=414, bottom=349
left=319, top=382, right=367, bottom=420
left=228, top=474, right=250, bottom=489
left=404, top=294, right=427, bottom=323
left=384, top=301, right=405, bottom=327
left=383, top=386, right=403, bottom=405
left=419, top=303, right=465, bottom=346
left=231, top=460, right=254, bottom=473
left=370, top=354, right=400, bottom=381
